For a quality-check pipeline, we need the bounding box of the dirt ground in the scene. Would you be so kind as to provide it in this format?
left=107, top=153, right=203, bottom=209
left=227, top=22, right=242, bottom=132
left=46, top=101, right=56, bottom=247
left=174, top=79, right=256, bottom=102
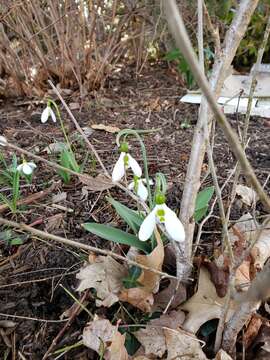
left=0, top=63, right=269, bottom=359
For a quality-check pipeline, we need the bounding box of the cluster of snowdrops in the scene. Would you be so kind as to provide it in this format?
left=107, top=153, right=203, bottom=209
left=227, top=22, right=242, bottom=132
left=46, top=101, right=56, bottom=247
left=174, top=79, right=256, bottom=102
left=0, top=101, right=185, bottom=245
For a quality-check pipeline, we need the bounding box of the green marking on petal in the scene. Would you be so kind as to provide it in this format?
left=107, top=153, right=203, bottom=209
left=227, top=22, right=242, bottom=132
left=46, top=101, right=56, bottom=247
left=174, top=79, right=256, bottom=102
left=156, top=209, right=165, bottom=216
left=124, top=154, right=129, bottom=167
left=159, top=216, right=165, bottom=222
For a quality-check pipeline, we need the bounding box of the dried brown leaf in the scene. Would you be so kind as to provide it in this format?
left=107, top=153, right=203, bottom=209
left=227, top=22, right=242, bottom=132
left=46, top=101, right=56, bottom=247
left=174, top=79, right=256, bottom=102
left=165, top=328, right=207, bottom=360
left=215, top=349, right=233, bottom=360
left=107, top=330, right=129, bottom=360
left=250, top=227, right=270, bottom=270
left=76, top=256, right=127, bottom=307
left=135, top=230, right=164, bottom=293
left=153, top=278, right=186, bottom=311
left=235, top=259, right=251, bottom=291
left=91, top=124, right=120, bottom=133
left=236, top=184, right=258, bottom=206
left=201, top=259, right=229, bottom=297
left=119, top=288, right=154, bottom=313
left=83, top=317, right=128, bottom=360
left=229, top=213, right=257, bottom=245
left=243, top=314, right=263, bottom=348
left=135, top=311, right=186, bottom=358
left=181, top=267, right=236, bottom=333
left=79, top=173, right=114, bottom=191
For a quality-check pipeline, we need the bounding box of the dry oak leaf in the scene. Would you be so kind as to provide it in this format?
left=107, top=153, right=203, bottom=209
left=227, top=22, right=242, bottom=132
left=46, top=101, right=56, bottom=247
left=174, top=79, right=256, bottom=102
left=119, top=231, right=164, bottom=312
left=243, top=314, right=263, bottom=349
left=91, top=123, right=120, bottom=133
left=135, top=230, right=164, bottom=293
left=134, top=311, right=186, bottom=358
left=119, top=287, right=154, bottom=313
left=236, top=184, right=258, bottom=206
left=235, top=259, right=251, bottom=291
left=76, top=256, right=127, bottom=307
left=83, top=317, right=128, bottom=360
left=250, top=225, right=270, bottom=270
left=180, top=267, right=236, bottom=333
left=215, top=349, right=233, bottom=360
left=228, top=213, right=257, bottom=245
left=165, top=328, right=207, bottom=360
left=153, top=278, right=187, bottom=311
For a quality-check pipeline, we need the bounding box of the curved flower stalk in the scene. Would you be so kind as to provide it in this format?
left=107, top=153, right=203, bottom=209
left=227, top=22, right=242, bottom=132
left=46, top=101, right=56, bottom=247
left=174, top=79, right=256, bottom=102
left=17, top=161, right=37, bottom=175
left=112, top=142, right=142, bottom=182
left=116, top=129, right=153, bottom=207
left=41, top=104, right=56, bottom=123
left=139, top=193, right=185, bottom=243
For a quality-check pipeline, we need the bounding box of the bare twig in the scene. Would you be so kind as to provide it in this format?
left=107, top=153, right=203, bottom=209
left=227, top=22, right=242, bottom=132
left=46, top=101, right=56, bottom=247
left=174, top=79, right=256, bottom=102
left=48, top=80, right=109, bottom=176
left=0, top=217, right=178, bottom=281
left=203, top=1, right=221, bottom=55
left=243, top=15, right=270, bottom=144
left=163, top=1, right=268, bottom=265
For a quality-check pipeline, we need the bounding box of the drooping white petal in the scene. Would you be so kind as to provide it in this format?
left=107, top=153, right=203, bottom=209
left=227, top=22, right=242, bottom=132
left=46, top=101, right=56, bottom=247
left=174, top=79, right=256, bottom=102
left=28, top=162, right=37, bottom=170
left=112, top=152, right=125, bottom=182
left=163, top=204, right=185, bottom=242
left=127, top=154, right=142, bottom=178
left=138, top=206, right=157, bottom=241
left=142, top=178, right=154, bottom=186
left=0, top=136, right=7, bottom=146
left=41, top=107, right=50, bottom=123
left=137, top=180, right=148, bottom=201
left=22, top=163, right=34, bottom=175
left=128, top=181, right=135, bottom=190
left=16, top=164, right=24, bottom=172
left=49, top=108, right=57, bottom=123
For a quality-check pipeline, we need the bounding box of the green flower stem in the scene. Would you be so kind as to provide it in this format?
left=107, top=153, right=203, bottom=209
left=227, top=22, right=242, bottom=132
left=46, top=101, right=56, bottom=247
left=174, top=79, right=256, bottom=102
left=116, top=129, right=153, bottom=208
left=49, top=100, right=72, bottom=151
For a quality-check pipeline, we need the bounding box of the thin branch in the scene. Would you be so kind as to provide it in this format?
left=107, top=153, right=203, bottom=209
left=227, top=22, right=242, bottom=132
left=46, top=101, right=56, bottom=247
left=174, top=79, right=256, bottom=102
left=163, top=1, right=269, bottom=262
left=48, top=80, right=109, bottom=176
left=203, top=1, right=221, bottom=55
left=0, top=217, right=178, bottom=281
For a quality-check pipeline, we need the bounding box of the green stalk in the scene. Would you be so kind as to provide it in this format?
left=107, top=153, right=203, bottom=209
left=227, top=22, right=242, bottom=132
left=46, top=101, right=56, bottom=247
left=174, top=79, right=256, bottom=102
left=116, top=129, right=153, bottom=208
left=49, top=100, right=72, bottom=151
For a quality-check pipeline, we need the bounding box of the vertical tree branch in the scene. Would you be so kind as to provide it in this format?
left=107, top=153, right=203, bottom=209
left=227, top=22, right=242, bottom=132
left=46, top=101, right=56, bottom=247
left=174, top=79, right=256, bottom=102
left=163, top=0, right=260, bottom=260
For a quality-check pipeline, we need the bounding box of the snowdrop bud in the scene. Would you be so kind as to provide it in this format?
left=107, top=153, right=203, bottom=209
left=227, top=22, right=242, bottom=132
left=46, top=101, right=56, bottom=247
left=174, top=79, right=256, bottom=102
left=119, top=142, right=129, bottom=153
left=0, top=136, right=7, bottom=147
left=17, top=161, right=37, bottom=175
left=41, top=105, right=56, bottom=123
left=155, top=193, right=166, bottom=205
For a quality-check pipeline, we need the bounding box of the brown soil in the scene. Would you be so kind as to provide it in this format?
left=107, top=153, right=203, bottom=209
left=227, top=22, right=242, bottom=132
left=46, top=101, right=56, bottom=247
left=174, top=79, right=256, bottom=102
left=0, top=63, right=269, bottom=359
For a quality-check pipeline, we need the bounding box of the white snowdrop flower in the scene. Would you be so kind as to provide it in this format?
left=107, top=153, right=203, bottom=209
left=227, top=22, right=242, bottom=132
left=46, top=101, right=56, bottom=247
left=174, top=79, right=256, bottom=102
left=41, top=105, right=56, bottom=123
left=139, top=194, right=185, bottom=243
left=112, top=142, right=142, bottom=182
left=128, top=177, right=148, bottom=201
left=0, top=136, right=7, bottom=146
left=17, top=161, right=37, bottom=175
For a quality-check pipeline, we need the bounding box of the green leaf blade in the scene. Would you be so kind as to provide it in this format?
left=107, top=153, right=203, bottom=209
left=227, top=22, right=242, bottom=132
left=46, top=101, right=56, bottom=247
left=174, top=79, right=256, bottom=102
left=107, top=197, right=144, bottom=233
left=83, top=223, right=150, bottom=253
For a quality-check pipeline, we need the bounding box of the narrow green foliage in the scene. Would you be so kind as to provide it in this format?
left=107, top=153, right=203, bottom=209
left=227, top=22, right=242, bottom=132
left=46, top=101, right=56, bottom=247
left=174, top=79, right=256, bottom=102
left=58, top=149, right=80, bottom=183
left=194, top=186, right=215, bottom=223
left=107, top=197, right=144, bottom=233
left=164, top=48, right=195, bottom=88
left=0, top=169, right=20, bottom=213
left=83, top=223, right=151, bottom=253
left=0, top=229, right=27, bottom=246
